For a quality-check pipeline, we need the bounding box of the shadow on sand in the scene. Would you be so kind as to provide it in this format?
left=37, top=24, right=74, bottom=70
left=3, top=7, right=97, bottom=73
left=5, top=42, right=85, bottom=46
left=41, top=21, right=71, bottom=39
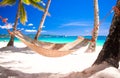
left=0, top=47, right=34, bottom=54
left=0, top=47, right=69, bottom=78
left=0, top=66, right=53, bottom=78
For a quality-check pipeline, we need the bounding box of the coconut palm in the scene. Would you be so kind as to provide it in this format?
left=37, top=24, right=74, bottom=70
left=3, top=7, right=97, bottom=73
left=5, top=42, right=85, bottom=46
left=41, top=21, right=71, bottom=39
left=34, top=0, right=51, bottom=40
left=93, top=0, right=120, bottom=68
left=86, top=0, right=99, bottom=52
left=84, top=0, right=120, bottom=76
left=0, top=0, right=45, bottom=46
left=65, top=0, right=120, bottom=77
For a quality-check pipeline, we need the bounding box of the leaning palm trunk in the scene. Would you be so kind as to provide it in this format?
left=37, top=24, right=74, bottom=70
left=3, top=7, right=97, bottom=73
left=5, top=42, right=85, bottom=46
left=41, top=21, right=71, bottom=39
left=84, top=1, right=120, bottom=76
left=93, top=4, right=120, bottom=68
left=34, top=0, right=51, bottom=40
left=7, top=0, right=21, bottom=46
left=86, top=0, right=99, bottom=52
left=65, top=0, right=120, bottom=78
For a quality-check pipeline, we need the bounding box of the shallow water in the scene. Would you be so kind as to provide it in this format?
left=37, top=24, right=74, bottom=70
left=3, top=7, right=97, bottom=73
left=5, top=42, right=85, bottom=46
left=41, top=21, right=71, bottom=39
left=0, top=34, right=106, bottom=46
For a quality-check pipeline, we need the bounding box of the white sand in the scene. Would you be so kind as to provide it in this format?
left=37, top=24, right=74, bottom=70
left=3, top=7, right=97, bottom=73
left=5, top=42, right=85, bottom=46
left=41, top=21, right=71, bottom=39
left=1, top=42, right=120, bottom=78
left=89, top=67, right=120, bottom=78
left=0, top=42, right=102, bottom=74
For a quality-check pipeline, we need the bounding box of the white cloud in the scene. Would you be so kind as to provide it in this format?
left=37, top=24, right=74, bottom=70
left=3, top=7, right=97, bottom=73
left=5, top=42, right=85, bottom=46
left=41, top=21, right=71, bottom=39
left=33, top=27, right=35, bottom=29
left=83, top=28, right=109, bottom=36
left=21, top=28, right=24, bottom=30
left=83, top=29, right=92, bottom=36
left=0, top=23, right=13, bottom=29
left=12, top=23, right=19, bottom=26
left=41, top=30, right=47, bottom=33
left=40, top=1, right=46, bottom=6
left=42, top=25, right=45, bottom=28
left=98, top=29, right=109, bottom=36
left=17, top=28, right=20, bottom=29
left=25, top=29, right=47, bottom=33
left=25, top=29, right=37, bottom=33
left=28, top=23, right=33, bottom=26
left=60, top=22, right=93, bottom=27
left=17, top=28, right=24, bottom=31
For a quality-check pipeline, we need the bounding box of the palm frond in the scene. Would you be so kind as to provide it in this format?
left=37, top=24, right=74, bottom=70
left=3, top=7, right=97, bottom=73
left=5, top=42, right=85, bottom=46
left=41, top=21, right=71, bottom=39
left=20, top=3, right=27, bottom=25
left=0, top=0, right=16, bottom=6
left=22, top=0, right=30, bottom=5
left=32, top=0, right=41, bottom=3
left=29, top=0, right=44, bottom=11
left=29, top=0, right=50, bottom=16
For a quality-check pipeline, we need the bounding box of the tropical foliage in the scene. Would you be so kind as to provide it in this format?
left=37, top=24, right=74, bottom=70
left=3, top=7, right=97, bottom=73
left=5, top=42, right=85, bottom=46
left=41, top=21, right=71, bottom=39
left=0, top=0, right=45, bottom=46
left=0, top=0, right=45, bottom=25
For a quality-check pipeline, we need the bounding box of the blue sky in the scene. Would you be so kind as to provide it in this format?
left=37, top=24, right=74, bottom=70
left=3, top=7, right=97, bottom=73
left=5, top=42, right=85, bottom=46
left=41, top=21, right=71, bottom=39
left=0, top=0, right=117, bottom=36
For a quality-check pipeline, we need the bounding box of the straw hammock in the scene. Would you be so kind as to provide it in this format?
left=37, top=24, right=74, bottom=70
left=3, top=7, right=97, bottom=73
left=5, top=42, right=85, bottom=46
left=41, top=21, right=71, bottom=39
left=9, top=31, right=90, bottom=57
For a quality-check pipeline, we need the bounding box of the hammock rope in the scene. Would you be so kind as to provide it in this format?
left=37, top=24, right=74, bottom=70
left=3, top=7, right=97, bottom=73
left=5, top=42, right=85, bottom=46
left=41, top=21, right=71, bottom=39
left=10, top=30, right=89, bottom=57
left=0, top=5, right=116, bottom=56
left=0, top=16, right=90, bottom=57
left=91, top=6, right=115, bottom=42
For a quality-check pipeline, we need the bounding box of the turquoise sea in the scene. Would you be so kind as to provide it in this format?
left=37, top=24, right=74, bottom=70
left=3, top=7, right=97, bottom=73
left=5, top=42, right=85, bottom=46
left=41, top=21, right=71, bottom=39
left=0, top=34, right=106, bottom=46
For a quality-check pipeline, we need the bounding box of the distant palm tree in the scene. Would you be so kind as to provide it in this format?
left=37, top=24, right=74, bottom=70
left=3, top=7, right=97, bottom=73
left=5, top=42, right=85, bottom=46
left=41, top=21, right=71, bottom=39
left=34, top=0, right=51, bottom=40
left=86, top=0, right=99, bottom=52
left=0, top=0, right=45, bottom=46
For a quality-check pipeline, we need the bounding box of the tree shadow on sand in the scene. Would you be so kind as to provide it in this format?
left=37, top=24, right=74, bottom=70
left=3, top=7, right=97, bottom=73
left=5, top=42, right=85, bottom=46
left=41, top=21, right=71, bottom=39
left=0, top=47, right=34, bottom=54
left=0, top=66, right=53, bottom=78
left=0, top=66, right=71, bottom=78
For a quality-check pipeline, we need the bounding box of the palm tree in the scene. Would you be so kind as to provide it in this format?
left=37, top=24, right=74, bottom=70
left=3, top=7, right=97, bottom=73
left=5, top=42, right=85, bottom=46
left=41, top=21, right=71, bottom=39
left=83, top=0, right=120, bottom=76
left=0, top=0, right=45, bottom=46
left=86, top=0, right=99, bottom=52
left=34, top=0, right=51, bottom=40
left=93, top=1, right=120, bottom=68
left=65, top=0, right=120, bottom=77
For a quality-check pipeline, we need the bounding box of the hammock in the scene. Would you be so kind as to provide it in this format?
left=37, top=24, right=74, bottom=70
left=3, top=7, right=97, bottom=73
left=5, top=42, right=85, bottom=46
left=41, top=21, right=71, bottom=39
left=9, top=31, right=90, bottom=57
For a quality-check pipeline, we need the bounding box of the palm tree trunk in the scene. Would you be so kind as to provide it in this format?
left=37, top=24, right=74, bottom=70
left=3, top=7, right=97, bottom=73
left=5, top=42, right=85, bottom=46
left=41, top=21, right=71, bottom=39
left=34, top=0, right=51, bottom=40
left=64, top=1, right=120, bottom=78
left=86, top=0, right=99, bottom=52
left=93, top=1, right=120, bottom=68
left=7, top=0, right=21, bottom=46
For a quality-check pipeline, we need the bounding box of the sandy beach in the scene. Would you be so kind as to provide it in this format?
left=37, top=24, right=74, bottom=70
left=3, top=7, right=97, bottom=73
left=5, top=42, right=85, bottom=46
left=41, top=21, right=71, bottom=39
left=0, top=42, right=120, bottom=78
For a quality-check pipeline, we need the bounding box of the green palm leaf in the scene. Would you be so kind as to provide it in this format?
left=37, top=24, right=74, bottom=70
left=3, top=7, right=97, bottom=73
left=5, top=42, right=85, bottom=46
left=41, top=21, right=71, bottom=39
left=29, top=0, right=44, bottom=11
left=20, top=3, right=27, bottom=25
left=32, top=0, right=41, bottom=3
left=0, top=0, right=16, bottom=6
left=22, top=0, right=41, bottom=5
left=30, top=0, right=50, bottom=16
left=22, top=0, right=30, bottom=5
left=22, top=0, right=50, bottom=16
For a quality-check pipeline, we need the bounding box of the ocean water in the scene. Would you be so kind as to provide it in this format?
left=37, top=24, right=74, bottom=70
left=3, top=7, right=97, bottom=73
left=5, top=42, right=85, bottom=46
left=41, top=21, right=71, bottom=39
left=0, top=34, right=106, bottom=46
